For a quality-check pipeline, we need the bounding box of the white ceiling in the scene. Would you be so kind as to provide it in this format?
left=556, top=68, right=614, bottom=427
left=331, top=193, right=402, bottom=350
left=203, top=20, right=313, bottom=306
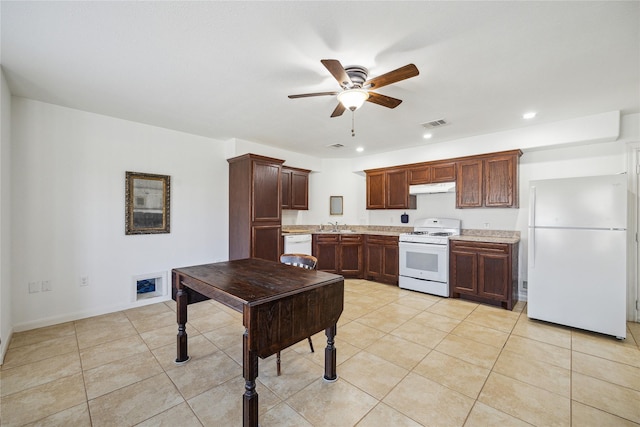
left=2, top=1, right=639, bottom=158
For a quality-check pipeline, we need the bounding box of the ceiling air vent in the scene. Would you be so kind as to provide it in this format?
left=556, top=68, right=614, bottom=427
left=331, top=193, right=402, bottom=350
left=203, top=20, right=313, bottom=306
left=421, top=119, right=449, bottom=129
left=327, top=143, right=344, bottom=149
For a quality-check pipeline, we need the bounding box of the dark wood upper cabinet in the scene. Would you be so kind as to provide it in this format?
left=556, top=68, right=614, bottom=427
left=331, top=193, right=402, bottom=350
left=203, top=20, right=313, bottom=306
left=408, top=161, right=456, bottom=184
left=366, top=171, right=386, bottom=209
left=484, top=154, right=518, bottom=207
left=408, top=166, right=431, bottom=185
left=366, top=168, right=415, bottom=209
left=431, top=162, right=457, bottom=183
left=228, top=153, right=284, bottom=262
left=456, top=151, right=521, bottom=208
left=386, top=168, right=411, bottom=209
left=456, top=159, right=484, bottom=208
left=252, top=160, right=282, bottom=222
left=281, top=168, right=292, bottom=209
left=281, top=166, right=310, bottom=210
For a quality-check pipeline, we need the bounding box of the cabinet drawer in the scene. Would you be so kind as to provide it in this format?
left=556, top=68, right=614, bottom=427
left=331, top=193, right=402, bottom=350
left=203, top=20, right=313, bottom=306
left=315, top=234, right=340, bottom=243
left=366, top=235, right=399, bottom=245
left=340, top=234, right=363, bottom=243
left=450, top=240, right=509, bottom=254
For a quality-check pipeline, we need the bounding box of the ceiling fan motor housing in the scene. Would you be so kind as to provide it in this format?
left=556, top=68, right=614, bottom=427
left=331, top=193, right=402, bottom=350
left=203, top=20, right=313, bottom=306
left=344, top=66, right=368, bottom=88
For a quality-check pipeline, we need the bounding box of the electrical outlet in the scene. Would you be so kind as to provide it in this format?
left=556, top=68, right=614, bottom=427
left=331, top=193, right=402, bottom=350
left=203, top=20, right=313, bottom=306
left=522, top=280, right=528, bottom=289
left=42, top=280, right=52, bottom=292
left=80, top=276, right=89, bottom=287
left=483, top=222, right=490, bottom=229
left=28, top=282, right=40, bottom=293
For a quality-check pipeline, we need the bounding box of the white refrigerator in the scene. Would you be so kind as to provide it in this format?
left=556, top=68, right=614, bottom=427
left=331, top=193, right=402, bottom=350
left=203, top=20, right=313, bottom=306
left=527, top=174, right=627, bottom=338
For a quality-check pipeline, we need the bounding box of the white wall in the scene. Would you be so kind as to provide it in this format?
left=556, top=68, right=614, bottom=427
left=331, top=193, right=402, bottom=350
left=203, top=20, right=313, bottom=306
left=9, top=98, right=639, bottom=333
left=11, top=98, right=229, bottom=331
left=1, top=69, right=13, bottom=360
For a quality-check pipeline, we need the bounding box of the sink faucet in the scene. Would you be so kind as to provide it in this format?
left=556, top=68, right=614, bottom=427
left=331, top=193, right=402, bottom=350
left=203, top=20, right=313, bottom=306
left=328, top=221, right=340, bottom=232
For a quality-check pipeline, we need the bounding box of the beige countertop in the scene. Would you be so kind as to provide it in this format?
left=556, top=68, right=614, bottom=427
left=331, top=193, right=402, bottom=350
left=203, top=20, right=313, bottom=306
left=450, top=235, right=520, bottom=244
left=282, top=225, right=409, bottom=237
left=282, top=226, right=521, bottom=242
left=451, top=229, right=520, bottom=244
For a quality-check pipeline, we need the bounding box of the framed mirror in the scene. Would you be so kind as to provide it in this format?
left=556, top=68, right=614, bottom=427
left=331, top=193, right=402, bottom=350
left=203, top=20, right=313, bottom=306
left=329, top=196, right=343, bottom=216
left=125, top=171, right=170, bottom=235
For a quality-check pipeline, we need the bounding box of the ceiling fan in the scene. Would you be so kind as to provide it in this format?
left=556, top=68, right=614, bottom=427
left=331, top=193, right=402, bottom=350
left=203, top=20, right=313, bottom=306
left=288, top=59, right=420, bottom=118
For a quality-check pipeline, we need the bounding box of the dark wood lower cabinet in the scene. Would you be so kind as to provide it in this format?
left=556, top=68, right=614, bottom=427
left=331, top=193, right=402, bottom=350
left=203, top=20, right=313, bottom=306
left=449, top=239, right=518, bottom=310
left=365, top=235, right=399, bottom=285
left=313, top=234, right=340, bottom=274
left=251, top=225, right=282, bottom=262
left=340, top=235, right=364, bottom=277
left=313, top=234, right=363, bottom=278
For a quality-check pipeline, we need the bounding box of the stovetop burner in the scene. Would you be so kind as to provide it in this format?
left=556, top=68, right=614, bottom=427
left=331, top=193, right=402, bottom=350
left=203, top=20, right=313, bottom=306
left=399, top=218, right=461, bottom=244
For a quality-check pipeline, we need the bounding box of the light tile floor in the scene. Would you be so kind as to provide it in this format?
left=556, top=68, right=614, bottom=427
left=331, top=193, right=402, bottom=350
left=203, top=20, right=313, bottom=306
left=2, top=279, right=639, bottom=426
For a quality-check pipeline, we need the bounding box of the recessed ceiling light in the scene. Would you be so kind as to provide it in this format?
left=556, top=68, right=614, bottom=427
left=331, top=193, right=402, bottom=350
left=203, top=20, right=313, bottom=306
left=356, top=146, right=364, bottom=152
left=423, top=133, right=433, bottom=139
left=523, top=112, right=537, bottom=119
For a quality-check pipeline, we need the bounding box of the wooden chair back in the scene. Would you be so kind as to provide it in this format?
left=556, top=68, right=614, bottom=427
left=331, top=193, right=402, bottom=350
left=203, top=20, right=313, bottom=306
left=280, top=253, right=317, bottom=270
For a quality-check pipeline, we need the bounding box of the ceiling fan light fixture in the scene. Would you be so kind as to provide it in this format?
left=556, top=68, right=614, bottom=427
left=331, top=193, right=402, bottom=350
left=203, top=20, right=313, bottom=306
left=337, top=89, right=369, bottom=111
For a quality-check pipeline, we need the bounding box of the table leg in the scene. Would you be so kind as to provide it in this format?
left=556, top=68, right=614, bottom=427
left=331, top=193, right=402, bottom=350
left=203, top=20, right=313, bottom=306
left=323, top=324, right=338, bottom=382
left=243, top=329, right=259, bottom=427
left=175, top=276, right=190, bottom=365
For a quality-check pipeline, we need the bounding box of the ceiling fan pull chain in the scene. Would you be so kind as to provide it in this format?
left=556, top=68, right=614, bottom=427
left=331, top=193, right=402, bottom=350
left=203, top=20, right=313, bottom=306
left=351, top=110, right=356, bottom=137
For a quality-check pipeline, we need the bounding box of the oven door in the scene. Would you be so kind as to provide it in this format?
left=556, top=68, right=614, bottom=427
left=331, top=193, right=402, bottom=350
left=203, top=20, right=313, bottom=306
left=399, top=241, right=449, bottom=283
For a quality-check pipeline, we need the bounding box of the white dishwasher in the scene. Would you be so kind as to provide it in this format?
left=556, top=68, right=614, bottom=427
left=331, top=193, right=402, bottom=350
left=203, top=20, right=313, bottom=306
left=283, top=234, right=312, bottom=255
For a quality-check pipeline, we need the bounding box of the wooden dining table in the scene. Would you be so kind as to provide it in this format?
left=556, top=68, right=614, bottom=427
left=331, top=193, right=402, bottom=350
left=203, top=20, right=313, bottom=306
left=172, top=258, right=344, bottom=427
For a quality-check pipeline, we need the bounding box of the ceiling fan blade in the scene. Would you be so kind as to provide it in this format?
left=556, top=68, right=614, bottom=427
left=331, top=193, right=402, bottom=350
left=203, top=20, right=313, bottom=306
left=366, top=92, right=403, bottom=109
left=288, top=91, right=338, bottom=99
left=321, top=59, right=353, bottom=88
left=330, top=103, right=346, bottom=117
left=364, top=64, right=419, bottom=90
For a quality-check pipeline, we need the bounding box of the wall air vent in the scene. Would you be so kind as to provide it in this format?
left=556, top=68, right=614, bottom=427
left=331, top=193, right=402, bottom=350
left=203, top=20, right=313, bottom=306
left=421, top=119, right=449, bottom=129
left=327, top=143, right=344, bottom=149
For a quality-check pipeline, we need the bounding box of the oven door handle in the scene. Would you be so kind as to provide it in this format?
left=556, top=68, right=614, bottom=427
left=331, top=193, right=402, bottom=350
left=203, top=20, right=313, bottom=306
left=399, top=241, right=448, bottom=250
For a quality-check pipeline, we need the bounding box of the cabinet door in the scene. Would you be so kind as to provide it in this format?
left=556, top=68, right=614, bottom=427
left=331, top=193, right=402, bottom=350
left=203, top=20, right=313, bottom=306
left=253, top=160, right=281, bottom=222
left=252, top=225, right=282, bottom=262
left=365, top=243, right=384, bottom=280
left=431, top=162, right=456, bottom=183
left=382, top=244, right=399, bottom=284
left=484, top=155, right=517, bottom=207
left=340, top=242, right=363, bottom=277
left=386, top=168, right=410, bottom=209
left=408, top=166, right=431, bottom=185
left=290, top=170, right=309, bottom=210
left=366, top=171, right=386, bottom=209
left=449, top=249, right=478, bottom=295
left=313, top=235, right=340, bottom=273
left=281, top=168, right=292, bottom=209
left=478, top=252, right=509, bottom=300
left=456, top=159, right=483, bottom=208
left=340, top=235, right=363, bottom=278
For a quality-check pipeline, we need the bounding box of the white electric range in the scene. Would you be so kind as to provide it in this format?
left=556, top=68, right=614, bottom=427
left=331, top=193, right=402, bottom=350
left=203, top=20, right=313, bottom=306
left=398, top=218, right=461, bottom=297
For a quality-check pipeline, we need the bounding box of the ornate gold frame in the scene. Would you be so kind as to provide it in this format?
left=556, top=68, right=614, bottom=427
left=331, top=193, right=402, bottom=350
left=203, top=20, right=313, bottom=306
left=125, top=171, right=170, bottom=235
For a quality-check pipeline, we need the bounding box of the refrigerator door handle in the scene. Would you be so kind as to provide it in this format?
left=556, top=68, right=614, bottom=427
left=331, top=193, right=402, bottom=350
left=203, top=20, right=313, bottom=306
left=529, top=186, right=536, bottom=268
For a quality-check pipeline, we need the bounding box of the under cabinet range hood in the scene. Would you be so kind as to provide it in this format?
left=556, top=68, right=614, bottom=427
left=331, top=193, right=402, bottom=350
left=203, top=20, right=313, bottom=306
left=409, top=182, right=456, bottom=194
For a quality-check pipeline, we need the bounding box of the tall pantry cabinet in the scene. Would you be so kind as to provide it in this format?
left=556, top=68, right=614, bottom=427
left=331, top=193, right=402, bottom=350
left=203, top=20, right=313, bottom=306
left=228, top=153, right=284, bottom=262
